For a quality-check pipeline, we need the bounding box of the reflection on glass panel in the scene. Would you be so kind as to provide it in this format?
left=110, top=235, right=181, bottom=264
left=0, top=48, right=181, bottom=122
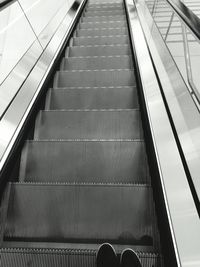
left=0, top=2, right=36, bottom=84
left=145, top=0, right=200, bottom=100
left=181, top=0, right=200, bottom=19
left=18, top=0, right=75, bottom=48
left=18, top=0, right=67, bottom=36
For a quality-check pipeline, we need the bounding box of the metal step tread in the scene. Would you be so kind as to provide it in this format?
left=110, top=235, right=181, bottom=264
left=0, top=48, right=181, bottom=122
left=3, top=183, right=157, bottom=246
left=34, top=109, right=142, bottom=140
left=82, top=15, right=126, bottom=22
left=19, top=140, right=150, bottom=183
left=83, top=11, right=125, bottom=17
left=45, top=87, right=138, bottom=110
left=66, top=44, right=131, bottom=57
left=75, top=27, right=128, bottom=37
left=1, top=246, right=163, bottom=266
left=0, top=247, right=164, bottom=267
left=72, top=35, right=129, bottom=46
left=79, top=21, right=127, bottom=29
left=54, top=69, right=135, bottom=88
left=86, top=6, right=124, bottom=11
left=60, top=55, right=133, bottom=70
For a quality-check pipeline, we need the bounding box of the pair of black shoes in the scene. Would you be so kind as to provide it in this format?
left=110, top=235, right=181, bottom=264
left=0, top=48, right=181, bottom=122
left=96, top=243, right=142, bottom=267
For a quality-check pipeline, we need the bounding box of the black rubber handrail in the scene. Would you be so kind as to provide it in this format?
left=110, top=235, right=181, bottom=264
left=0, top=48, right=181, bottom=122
left=0, top=0, right=16, bottom=9
left=167, top=0, right=200, bottom=41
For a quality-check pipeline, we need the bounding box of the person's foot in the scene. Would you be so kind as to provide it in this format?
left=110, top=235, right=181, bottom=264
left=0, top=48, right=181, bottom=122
left=96, top=243, right=119, bottom=267
left=120, top=249, right=142, bottom=267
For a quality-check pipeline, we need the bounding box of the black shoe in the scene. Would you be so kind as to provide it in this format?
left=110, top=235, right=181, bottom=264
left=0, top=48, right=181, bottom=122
left=96, top=243, right=119, bottom=267
left=120, top=249, right=142, bottom=267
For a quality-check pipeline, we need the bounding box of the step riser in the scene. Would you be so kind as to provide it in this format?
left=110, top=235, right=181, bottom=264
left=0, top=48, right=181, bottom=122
left=67, top=46, right=131, bottom=57
left=86, top=6, right=123, bottom=11
left=0, top=249, right=163, bottom=267
left=0, top=250, right=96, bottom=267
left=84, top=11, right=125, bottom=17
left=19, top=141, right=150, bottom=183
left=54, top=70, right=135, bottom=88
left=72, top=36, right=129, bottom=46
left=82, top=16, right=126, bottom=22
left=34, top=110, right=142, bottom=140
left=79, top=21, right=127, bottom=29
left=60, top=56, right=133, bottom=70
left=45, top=87, right=139, bottom=110
left=4, top=184, right=155, bottom=245
left=75, top=28, right=128, bottom=37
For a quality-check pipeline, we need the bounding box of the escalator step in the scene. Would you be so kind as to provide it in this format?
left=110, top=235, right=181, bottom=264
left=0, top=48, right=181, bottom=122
left=54, top=69, right=135, bottom=88
left=75, top=28, right=128, bottom=37
left=72, top=35, right=129, bottom=46
left=45, top=87, right=138, bottom=110
left=4, top=183, right=156, bottom=246
left=19, top=141, right=150, bottom=183
left=83, top=10, right=125, bottom=16
left=89, top=0, right=122, bottom=2
left=34, top=110, right=142, bottom=140
left=79, top=21, right=127, bottom=29
left=60, top=56, right=133, bottom=70
left=87, top=3, right=123, bottom=8
left=66, top=45, right=131, bottom=57
left=82, top=15, right=126, bottom=22
left=0, top=248, right=164, bottom=267
left=86, top=6, right=123, bottom=11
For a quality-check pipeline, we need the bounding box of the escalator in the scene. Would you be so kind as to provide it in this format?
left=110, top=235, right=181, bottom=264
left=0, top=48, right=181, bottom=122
left=0, top=0, right=165, bottom=266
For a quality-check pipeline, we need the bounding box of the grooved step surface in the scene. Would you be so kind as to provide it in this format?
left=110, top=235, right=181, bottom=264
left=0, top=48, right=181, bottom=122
left=54, top=69, right=135, bottom=88
left=79, top=21, right=126, bottom=29
left=84, top=10, right=125, bottom=16
left=46, top=87, right=138, bottom=110
left=72, top=36, right=129, bottom=46
left=75, top=28, right=128, bottom=37
left=87, top=3, right=123, bottom=8
left=86, top=6, right=123, bottom=11
left=82, top=15, right=126, bottom=22
left=19, top=141, right=150, bottom=183
left=4, top=183, right=155, bottom=246
left=61, top=56, right=133, bottom=70
left=0, top=248, right=164, bottom=267
left=67, top=45, right=130, bottom=57
left=34, top=110, right=142, bottom=140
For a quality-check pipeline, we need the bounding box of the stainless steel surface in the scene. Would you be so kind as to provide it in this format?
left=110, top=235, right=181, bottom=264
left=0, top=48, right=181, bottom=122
left=137, top=0, right=200, bottom=205
left=0, top=0, right=80, bottom=118
left=0, top=40, right=42, bottom=118
left=19, top=140, right=150, bottom=183
left=54, top=69, right=135, bottom=87
left=79, top=21, right=126, bottom=28
left=0, top=1, right=42, bottom=117
left=145, top=0, right=200, bottom=104
left=75, top=27, right=128, bottom=37
left=45, top=87, right=138, bottom=110
left=67, top=44, right=131, bottom=57
left=81, top=15, right=126, bottom=22
left=0, top=0, right=166, bottom=265
left=4, top=183, right=155, bottom=245
left=60, top=55, right=133, bottom=70
left=34, top=110, right=142, bottom=140
left=0, top=0, right=86, bottom=171
left=0, top=248, right=162, bottom=267
left=72, top=36, right=129, bottom=46
left=125, top=0, right=200, bottom=265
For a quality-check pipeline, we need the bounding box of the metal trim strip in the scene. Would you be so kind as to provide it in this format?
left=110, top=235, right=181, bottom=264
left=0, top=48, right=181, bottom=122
left=125, top=0, right=200, bottom=266
left=0, top=0, right=86, bottom=171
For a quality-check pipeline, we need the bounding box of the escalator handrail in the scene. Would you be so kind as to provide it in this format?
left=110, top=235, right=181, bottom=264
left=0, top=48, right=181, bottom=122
left=0, top=0, right=16, bottom=9
left=167, top=0, right=200, bottom=41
